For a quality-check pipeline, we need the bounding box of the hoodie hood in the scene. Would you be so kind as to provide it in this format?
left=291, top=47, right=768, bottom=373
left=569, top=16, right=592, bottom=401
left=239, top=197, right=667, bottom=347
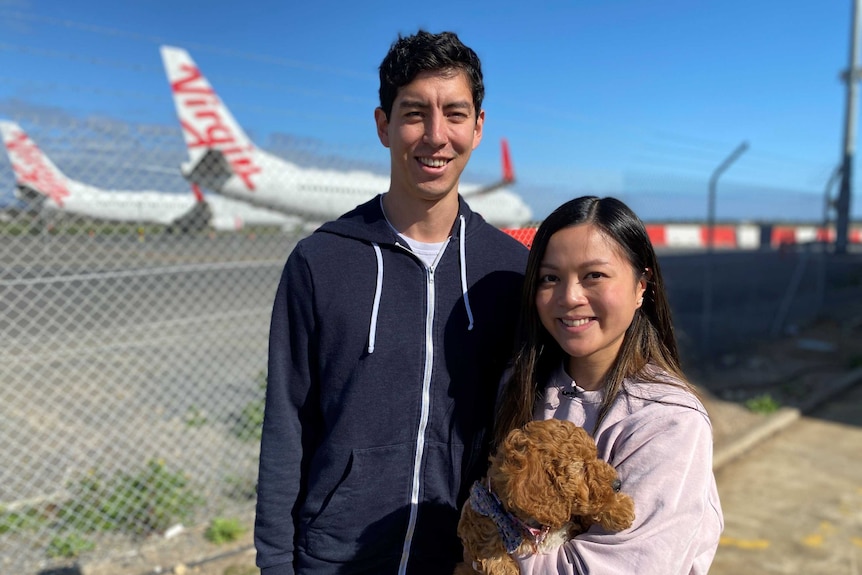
left=315, top=194, right=487, bottom=353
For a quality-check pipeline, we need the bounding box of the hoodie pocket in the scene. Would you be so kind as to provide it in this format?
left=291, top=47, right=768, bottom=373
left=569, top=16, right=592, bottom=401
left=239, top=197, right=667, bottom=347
left=304, top=442, right=412, bottom=563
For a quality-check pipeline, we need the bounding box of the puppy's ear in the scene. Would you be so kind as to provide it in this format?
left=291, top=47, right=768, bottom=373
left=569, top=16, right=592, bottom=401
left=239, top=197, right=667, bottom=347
left=584, top=459, right=636, bottom=531
left=493, top=427, right=573, bottom=528
left=580, top=458, right=631, bottom=522
left=505, top=426, right=532, bottom=453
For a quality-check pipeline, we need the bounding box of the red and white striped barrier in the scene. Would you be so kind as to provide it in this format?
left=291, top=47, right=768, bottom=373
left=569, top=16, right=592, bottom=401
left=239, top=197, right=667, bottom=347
left=502, top=224, right=862, bottom=250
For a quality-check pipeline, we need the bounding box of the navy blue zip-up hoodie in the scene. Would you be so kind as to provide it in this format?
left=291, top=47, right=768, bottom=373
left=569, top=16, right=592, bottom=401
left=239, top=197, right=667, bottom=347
left=255, top=195, right=527, bottom=574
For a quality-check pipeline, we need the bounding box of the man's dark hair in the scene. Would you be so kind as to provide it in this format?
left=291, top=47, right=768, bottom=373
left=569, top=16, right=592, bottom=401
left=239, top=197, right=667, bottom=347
left=378, top=30, right=484, bottom=120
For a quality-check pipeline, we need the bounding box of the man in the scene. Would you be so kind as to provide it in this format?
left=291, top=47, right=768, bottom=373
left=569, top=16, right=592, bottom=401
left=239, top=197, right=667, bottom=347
left=255, top=30, right=528, bottom=574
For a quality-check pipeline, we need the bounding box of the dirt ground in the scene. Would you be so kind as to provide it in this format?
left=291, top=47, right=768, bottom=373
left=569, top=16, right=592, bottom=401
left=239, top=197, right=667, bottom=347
left=70, top=304, right=862, bottom=575
left=695, top=306, right=862, bottom=458
left=710, top=379, right=862, bottom=574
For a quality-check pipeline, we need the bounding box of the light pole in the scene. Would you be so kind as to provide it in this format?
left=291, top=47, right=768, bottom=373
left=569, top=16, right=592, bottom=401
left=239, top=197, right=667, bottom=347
left=836, top=0, right=861, bottom=254
left=702, top=141, right=749, bottom=360
left=706, top=142, right=749, bottom=253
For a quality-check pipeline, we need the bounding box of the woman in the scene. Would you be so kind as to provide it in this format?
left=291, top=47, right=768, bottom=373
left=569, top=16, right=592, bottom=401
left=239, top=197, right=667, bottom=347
left=494, top=196, right=723, bottom=574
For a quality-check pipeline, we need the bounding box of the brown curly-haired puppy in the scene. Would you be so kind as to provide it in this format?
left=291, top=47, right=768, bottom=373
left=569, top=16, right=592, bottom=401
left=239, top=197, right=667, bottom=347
left=454, top=419, right=635, bottom=575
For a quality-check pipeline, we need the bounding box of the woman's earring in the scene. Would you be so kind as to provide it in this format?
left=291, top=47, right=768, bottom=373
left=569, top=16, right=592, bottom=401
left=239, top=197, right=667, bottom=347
left=637, top=296, right=644, bottom=306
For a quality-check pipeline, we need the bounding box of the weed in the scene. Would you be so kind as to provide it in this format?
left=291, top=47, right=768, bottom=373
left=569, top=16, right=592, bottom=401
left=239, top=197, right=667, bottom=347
left=46, top=533, right=95, bottom=558
left=204, top=517, right=246, bottom=545
left=58, top=459, right=204, bottom=536
left=0, top=461, right=204, bottom=561
left=233, top=371, right=266, bottom=442
left=185, top=406, right=209, bottom=427
left=224, top=474, right=257, bottom=501
left=745, top=394, right=781, bottom=414
left=0, top=506, right=48, bottom=534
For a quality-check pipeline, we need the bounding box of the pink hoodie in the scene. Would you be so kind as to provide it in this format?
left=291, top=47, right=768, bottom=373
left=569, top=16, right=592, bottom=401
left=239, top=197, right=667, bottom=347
left=515, top=364, right=723, bottom=574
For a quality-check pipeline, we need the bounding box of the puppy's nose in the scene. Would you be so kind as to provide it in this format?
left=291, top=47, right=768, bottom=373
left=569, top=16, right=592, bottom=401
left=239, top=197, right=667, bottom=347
left=612, top=479, right=622, bottom=492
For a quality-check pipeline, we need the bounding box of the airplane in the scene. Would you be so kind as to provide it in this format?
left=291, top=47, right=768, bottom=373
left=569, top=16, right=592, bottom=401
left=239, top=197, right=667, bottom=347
left=159, top=45, right=533, bottom=229
left=0, top=120, right=301, bottom=233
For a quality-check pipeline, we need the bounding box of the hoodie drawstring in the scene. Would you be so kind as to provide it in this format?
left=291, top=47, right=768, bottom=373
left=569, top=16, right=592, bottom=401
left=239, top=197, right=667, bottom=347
left=368, top=242, right=384, bottom=354
left=368, top=217, right=473, bottom=354
left=459, top=215, right=474, bottom=331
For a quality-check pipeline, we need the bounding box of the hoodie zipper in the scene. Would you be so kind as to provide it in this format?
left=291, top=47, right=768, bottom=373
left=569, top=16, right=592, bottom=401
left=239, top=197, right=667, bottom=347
left=396, top=242, right=446, bottom=574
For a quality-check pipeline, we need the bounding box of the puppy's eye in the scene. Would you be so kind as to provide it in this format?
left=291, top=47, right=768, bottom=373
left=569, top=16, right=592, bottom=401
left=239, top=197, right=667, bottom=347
left=612, top=479, right=622, bottom=492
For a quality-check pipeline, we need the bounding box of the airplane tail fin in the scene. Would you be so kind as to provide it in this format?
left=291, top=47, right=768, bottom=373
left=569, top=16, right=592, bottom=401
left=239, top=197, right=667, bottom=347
left=0, top=120, right=71, bottom=207
left=160, top=45, right=261, bottom=192
left=190, top=182, right=206, bottom=203
left=461, top=138, right=517, bottom=198
left=501, top=138, right=515, bottom=183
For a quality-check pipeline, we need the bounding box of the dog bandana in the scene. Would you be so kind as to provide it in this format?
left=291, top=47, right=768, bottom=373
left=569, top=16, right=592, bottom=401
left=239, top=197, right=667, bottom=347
left=468, top=480, right=549, bottom=554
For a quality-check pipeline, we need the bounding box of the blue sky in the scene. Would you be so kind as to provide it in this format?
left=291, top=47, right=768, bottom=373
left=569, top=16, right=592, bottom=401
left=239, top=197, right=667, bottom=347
left=0, top=0, right=857, bottom=222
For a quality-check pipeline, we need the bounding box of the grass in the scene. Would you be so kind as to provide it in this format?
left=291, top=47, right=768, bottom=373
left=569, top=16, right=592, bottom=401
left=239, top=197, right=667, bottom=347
left=46, top=533, right=95, bottom=559
left=185, top=405, right=209, bottom=427
left=57, top=459, right=205, bottom=536
left=0, top=506, right=49, bottom=534
left=0, top=459, right=204, bottom=559
left=745, top=394, right=781, bottom=414
left=233, top=371, right=267, bottom=442
left=204, top=517, right=246, bottom=545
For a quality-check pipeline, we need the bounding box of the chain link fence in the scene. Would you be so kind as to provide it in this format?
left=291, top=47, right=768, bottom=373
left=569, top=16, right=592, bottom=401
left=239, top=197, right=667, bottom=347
left=2, top=118, right=861, bottom=574
left=0, top=117, right=308, bottom=573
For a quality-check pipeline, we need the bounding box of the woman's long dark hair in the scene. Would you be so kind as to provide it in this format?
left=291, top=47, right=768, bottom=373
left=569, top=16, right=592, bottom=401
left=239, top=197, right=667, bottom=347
left=494, top=196, right=692, bottom=449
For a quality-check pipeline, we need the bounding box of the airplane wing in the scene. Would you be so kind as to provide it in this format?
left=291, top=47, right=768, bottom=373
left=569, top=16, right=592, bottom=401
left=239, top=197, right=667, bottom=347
left=167, top=197, right=213, bottom=234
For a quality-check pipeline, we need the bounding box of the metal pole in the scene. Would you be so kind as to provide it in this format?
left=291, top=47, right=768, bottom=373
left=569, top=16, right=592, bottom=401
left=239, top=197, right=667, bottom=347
left=706, top=142, right=749, bottom=253
left=817, top=165, right=843, bottom=314
left=822, top=164, right=843, bottom=234
left=702, top=141, right=749, bottom=361
left=836, top=0, right=861, bottom=255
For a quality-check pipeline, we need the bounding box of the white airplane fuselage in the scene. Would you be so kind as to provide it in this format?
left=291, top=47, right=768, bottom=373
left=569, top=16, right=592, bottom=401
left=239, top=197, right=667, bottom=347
left=1, top=119, right=298, bottom=232
left=39, top=179, right=195, bottom=225
left=201, top=148, right=532, bottom=228
left=31, top=180, right=295, bottom=231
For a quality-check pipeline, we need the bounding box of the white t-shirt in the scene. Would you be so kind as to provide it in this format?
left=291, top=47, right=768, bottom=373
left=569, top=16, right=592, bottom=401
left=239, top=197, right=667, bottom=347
left=397, top=234, right=448, bottom=268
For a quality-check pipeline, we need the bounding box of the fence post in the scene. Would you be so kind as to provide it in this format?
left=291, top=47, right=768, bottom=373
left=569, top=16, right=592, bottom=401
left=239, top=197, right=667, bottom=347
left=702, top=141, right=749, bottom=359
